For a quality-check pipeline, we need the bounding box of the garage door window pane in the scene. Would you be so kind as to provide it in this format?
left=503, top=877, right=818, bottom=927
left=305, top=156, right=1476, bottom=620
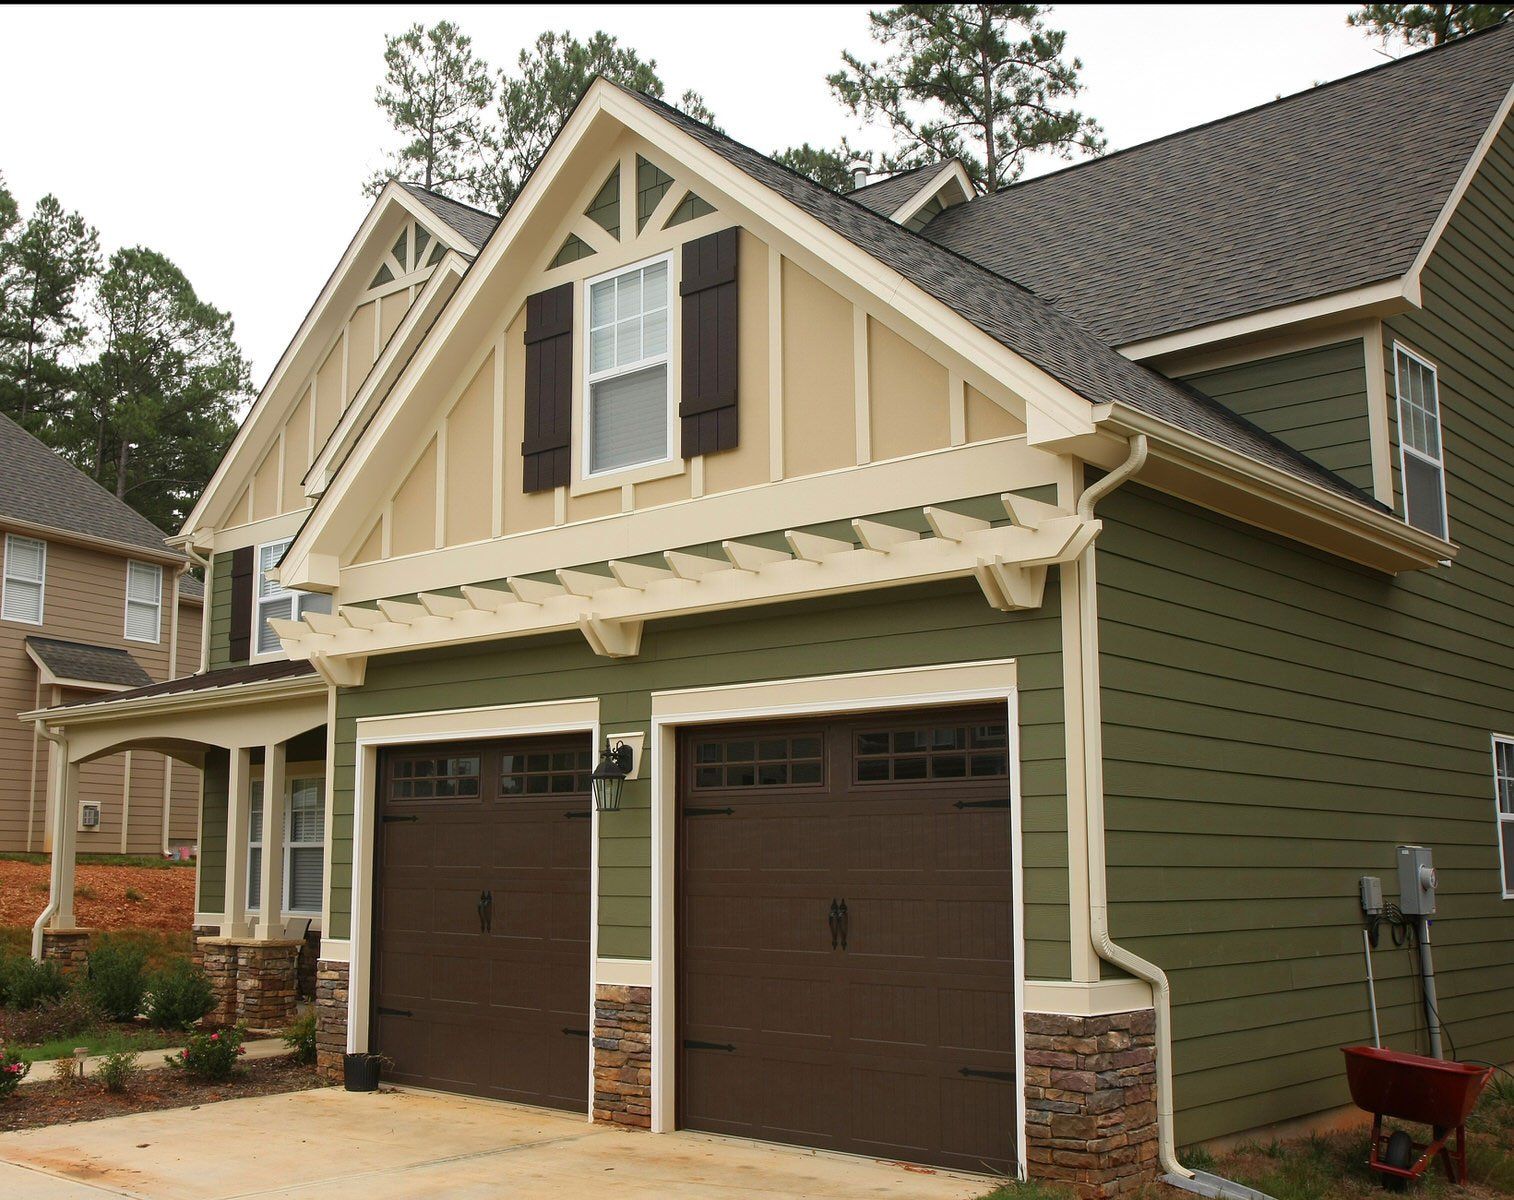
left=391, top=754, right=480, bottom=801
left=855, top=722, right=1008, bottom=783
left=690, top=733, right=825, bottom=789
left=501, top=746, right=591, bottom=796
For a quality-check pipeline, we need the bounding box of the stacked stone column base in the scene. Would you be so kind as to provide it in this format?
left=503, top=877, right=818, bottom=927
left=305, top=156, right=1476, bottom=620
left=1024, top=1008, right=1159, bottom=1198
left=593, top=984, right=651, bottom=1128
left=39, top=928, right=92, bottom=975
left=194, top=937, right=302, bottom=1031
left=315, top=959, right=350, bottom=1081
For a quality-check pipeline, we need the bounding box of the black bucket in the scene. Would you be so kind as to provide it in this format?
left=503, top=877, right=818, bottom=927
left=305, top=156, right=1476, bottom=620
left=343, top=1052, right=382, bottom=1092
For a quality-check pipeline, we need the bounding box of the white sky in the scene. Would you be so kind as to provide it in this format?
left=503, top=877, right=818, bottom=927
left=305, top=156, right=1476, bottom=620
left=1, top=4, right=1392, bottom=384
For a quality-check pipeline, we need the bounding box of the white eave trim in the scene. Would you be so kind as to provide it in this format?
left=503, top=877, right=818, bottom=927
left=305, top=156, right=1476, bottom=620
left=23, top=671, right=325, bottom=727
left=1118, top=278, right=1415, bottom=363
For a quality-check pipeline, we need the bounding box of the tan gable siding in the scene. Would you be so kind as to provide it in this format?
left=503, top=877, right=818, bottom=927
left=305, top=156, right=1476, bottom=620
left=250, top=444, right=280, bottom=523
left=389, top=437, right=438, bottom=557
left=782, top=259, right=855, bottom=477
left=378, top=288, right=411, bottom=351
left=967, top=383, right=1026, bottom=440
left=280, top=388, right=313, bottom=513
left=869, top=316, right=950, bottom=461
left=314, top=341, right=344, bottom=447
left=443, top=354, right=495, bottom=546
left=346, top=301, right=378, bottom=406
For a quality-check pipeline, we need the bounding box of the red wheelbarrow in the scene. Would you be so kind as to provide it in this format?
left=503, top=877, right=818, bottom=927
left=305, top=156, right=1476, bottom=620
left=1343, top=1046, right=1493, bottom=1187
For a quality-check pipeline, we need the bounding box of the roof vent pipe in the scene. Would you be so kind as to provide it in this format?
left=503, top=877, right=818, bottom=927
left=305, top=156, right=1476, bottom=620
left=849, top=162, right=870, bottom=191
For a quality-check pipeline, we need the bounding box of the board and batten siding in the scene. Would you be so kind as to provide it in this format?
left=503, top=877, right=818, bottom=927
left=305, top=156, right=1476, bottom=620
left=1181, top=340, right=1375, bottom=494
left=208, top=551, right=240, bottom=670
left=326, top=577, right=1072, bottom=977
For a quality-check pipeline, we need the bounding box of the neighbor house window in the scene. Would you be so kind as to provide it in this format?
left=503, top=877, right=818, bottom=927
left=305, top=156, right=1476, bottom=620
left=246, top=776, right=325, bottom=915
left=124, top=561, right=162, bottom=643
left=1394, top=345, right=1448, bottom=538
left=2, top=534, right=45, bottom=625
left=1495, top=736, right=1514, bottom=900
left=255, top=538, right=332, bottom=655
left=585, top=254, right=671, bottom=475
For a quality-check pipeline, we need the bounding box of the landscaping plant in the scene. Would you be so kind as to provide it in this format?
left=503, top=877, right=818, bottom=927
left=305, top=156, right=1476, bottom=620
left=283, top=1011, right=317, bottom=1066
left=145, top=958, right=214, bottom=1030
left=0, top=1046, right=27, bottom=1097
left=96, top=1048, right=140, bottom=1094
left=4, top=957, right=68, bottom=1010
left=50, top=1054, right=80, bottom=1086
left=166, top=1024, right=246, bottom=1082
left=84, top=935, right=149, bottom=1021
left=3, top=992, right=98, bottom=1044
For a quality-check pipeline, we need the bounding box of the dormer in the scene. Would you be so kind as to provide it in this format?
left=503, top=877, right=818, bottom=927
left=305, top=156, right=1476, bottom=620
left=850, top=160, right=975, bottom=231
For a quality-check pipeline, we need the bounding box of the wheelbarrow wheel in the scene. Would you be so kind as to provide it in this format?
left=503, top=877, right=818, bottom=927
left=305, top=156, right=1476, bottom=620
left=1381, top=1130, right=1415, bottom=1191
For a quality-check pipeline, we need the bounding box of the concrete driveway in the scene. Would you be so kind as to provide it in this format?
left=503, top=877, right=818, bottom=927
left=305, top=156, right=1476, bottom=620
left=0, top=1087, right=996, bottom=1199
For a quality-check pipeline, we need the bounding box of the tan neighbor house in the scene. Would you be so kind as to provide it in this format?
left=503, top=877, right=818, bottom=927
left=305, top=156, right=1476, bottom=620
left=0, top=412, right=202, bottom=854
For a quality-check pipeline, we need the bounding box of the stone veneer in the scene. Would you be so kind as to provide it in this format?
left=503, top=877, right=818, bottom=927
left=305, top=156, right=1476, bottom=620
left=1023, top=1008, right=1159, bottom=1198
left=39, top=928, right=92, bottom=975
left=592, top=984, right=651, bottom=1128
left=315, top=959, right=349, bottom=1081
left=194, top=937, right=302, bottom=1030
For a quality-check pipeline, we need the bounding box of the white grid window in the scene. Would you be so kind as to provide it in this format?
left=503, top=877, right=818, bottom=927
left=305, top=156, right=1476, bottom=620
left=285, top=779, right=324, bottom=914
left=1495, top=737, right=1514, bottom=900
left=247, top=781, right=264, bottom=912
left=124, top=561, right=162, bottom=643
left=255, top=539, right=332, bottom=655
left=586, top=255, right=670, bottom=476
left=1394, top=346, right=1448, bottom=539
left=3, top=534, right=45, bottom=625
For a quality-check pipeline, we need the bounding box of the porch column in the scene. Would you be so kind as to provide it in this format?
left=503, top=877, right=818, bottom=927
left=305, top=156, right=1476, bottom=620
left=32, top=743, right=80, bottom=958
left=256, top=741, right=287, bottom=940
left=223, top=746, right=254, bottom=937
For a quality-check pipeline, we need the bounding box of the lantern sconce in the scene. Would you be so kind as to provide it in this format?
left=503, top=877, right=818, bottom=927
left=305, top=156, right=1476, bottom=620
left=592, top=732, right=644, bottom=812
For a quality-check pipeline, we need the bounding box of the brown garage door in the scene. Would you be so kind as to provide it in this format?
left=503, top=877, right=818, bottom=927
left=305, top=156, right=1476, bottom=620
left=678, top=708, right=1017, bottom=1174
left=373, top=736, right=592, bottom=1110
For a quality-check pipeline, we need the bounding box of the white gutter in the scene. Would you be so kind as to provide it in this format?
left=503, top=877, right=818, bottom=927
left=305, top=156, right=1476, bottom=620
left=30, top=721, right=65, bottom=960
left=1073, top=435, right=1191, bottom=1182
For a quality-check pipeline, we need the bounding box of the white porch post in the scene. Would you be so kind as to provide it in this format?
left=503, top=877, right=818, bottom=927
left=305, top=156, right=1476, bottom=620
left=256, top=741, right=287, bottom=940
left=223, top=746, right=254, bottom=937
left=47, top=756, right=81, bottom=929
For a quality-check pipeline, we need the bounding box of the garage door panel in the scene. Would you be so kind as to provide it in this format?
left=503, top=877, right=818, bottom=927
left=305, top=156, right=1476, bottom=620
left=374, top=734, right=591, bottom=1113
left=679, top=708, right=1016, bottom=1173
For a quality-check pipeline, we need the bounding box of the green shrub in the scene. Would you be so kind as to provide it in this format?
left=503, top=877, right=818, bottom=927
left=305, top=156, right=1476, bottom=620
left=0, top=1046, right=27, bottom=1097
left=0, top=950, right=14, bottom=1006
left=124, top=887, right=144, bottom=903
left=5, top=957, right=68, bottom=1010
left=96, top=1049, right=140, bottom=1094
left=4, top=992, right=98, bottom=1043
left=165, top=1024, right=245, bottom=1081
left=145, top=959, right=214, bottom=1031
left=84, top=935, right=148, bottom=1021
left=283, top=1012, right=317, bottom=1065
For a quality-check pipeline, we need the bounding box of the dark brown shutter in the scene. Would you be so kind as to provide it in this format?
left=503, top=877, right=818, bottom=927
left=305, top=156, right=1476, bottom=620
left=679, top=228, right=739, bottom=457
left=228, top=546, right=253, bottom=663
left=522, top=282, right=574, bottom=492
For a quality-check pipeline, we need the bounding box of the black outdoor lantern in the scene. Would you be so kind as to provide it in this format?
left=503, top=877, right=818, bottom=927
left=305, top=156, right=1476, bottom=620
left=592, top=738, right=633, bottom=811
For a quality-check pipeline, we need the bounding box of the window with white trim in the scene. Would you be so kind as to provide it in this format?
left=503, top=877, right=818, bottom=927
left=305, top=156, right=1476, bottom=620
left=255, top=538, right=332, bottom=655
left=124, top=561, right=162, bottom=643
left=246, top=776, right=325, bottom=915
left=2, top=534, right=45, bottom=625
left=1495, top=736, right=1514, bottom=900
left=585, top=255, right=671, bottom=476
left=1394, top=345, right=1448, bottom=538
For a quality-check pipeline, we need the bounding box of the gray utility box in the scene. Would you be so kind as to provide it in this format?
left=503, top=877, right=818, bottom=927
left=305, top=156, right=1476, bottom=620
left=1397, top=845, right=1437, bottom=916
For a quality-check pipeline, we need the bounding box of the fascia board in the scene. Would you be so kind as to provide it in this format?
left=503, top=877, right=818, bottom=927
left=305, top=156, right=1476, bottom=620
left=22, top=673, right=325, bottom=727
left=890, top=160, right=975, bottom=225
left=1, top=516, right=182, bottom=566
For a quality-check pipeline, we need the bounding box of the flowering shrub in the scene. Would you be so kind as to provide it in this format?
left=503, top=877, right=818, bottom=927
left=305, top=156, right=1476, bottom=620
left=0, top=1047, right=29, bottom=1098
left=165, top=1025, right=246, bottom=1082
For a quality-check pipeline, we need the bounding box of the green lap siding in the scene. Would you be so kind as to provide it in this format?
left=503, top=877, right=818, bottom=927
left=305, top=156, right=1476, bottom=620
left=332, top=578, right=1071, bottom=977
left=208, top=552, right=238, bottom=670
left=1101, top=120, right=1514, bottom=1144
left=1182, top=340, right=1375, bottom=493
left=196, top=749, right=229, bottom=914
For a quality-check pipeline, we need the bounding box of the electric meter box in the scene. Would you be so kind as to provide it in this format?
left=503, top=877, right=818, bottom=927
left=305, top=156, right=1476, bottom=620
left=1397, top=845, right=1437, bottom=916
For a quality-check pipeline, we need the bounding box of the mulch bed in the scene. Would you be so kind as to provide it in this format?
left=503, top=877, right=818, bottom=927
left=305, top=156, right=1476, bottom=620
left=0, top=859, right=193, bottom=931
left=0, top=1058, right=324, bottom=1132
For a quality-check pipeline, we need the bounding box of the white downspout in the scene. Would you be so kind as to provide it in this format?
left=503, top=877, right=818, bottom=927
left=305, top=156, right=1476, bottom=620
left=1074, top=435, right=1192, bottom=1182
left=31, top=721, right=66, bottom=960
left=161, top=563, right=187, bottom=855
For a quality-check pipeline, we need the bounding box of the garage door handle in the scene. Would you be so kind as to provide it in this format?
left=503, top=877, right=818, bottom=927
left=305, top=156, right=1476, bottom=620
left=478, top=890, right=493, bottom=933
left=959, top=1067, right=1015, bottom=1081
left=838, top=899, right=848, bottom=950
left=828, top=899, right=842, bottom=949
left=683, top=1039, right=735, bottom=1052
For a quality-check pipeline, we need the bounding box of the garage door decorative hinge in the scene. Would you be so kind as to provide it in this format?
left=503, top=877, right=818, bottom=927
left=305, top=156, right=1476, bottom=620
left=683, top=1039, right=736, bottom=1052
left=382, top=813, right=420, bottom=823
left=958, top=1067, right=1015, bottom=1081
left=377, top=1006, right=413, bottom=1017
left=683, top=805, right=734, bottom=816
left=953, top=797, right=1010, bottom=810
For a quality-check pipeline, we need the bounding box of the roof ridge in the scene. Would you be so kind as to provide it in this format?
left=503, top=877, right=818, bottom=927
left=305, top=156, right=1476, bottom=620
left=967, top=19, right=1512, bottom=203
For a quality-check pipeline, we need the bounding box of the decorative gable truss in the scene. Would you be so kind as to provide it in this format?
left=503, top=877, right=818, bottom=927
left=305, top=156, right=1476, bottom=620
left=271, top=493, right=1097, bottom=676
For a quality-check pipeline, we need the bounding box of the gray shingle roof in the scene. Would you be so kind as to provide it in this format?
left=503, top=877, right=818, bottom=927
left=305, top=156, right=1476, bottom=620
left=620, top=86, right=1378, bottom=508
left=179, top=574, right=204, bottom=601
left=59, top=657, right=317, bottom=708
left=400, top=183, right=500, bottom=252
left=849, top=163, right=943, bottom=216
left=26, top=637, right=153, bottom=689
left=922, top=24, right=1514, bottom=346
left=0, top=413, right=180, bottom=556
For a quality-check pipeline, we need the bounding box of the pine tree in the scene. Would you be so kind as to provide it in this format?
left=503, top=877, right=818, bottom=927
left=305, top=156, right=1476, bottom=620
left=828, top=4, right=1104, bottom=192
left=1348, top=3, right=1511, bottom=46
left=773, top=142, right=873, bottom=191
left=366, top=21, right=494, bottom=197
